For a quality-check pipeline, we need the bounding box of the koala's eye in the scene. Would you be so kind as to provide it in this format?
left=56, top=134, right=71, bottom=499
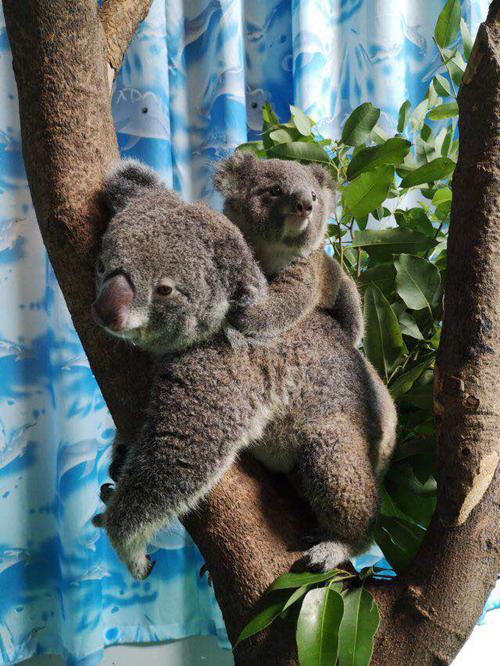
left=156, top=284, right=173, bottom=297
left=269, top=185, right=283, bottom=197
left=312, top=191, right=317, bottom=201
left=96, top=259, right=105, bottom=274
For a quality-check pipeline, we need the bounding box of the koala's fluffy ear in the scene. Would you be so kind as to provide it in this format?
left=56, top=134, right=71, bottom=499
left=213, top=151, right=257, bottom=196
left=309, top=163, right=336, bottom=193
left=102, top=159, right=162, bottom=215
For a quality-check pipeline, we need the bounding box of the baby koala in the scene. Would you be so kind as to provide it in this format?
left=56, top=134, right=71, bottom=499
left=214, top=152, right=363, bottom=346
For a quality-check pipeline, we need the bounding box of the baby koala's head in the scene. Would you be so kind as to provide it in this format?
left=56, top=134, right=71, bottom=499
left=92, top=160, right=267, bottom=354
left=214, top=153, right=336, bottom=274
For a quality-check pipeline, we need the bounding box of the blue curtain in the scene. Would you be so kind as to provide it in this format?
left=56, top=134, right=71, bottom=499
left=0, top=1, right=495, bottom=665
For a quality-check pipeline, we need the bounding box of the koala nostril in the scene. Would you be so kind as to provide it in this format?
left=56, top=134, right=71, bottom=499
left=305, top=203, right=313, bottom=213
left=296, top=202, right=304, bottom=213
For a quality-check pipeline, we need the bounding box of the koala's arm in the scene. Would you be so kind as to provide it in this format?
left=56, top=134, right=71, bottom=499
left=319, top=254, right=364, bottom=347
left=93, top=344, right=273, bottom=579
left=228, top=252, right=322, bottom=338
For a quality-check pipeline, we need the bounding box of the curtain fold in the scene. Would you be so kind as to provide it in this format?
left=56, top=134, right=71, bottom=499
left=0, top=1, right=493, bottom=664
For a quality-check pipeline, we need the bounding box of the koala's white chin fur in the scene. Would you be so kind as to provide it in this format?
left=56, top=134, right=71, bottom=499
left=282, top=214, right=310, bottom=239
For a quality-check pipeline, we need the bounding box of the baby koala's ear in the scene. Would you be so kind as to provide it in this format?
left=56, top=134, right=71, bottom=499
left=309, top=163, right=336, bottom=193
left=102, top=159, right=162, bottom=215
left=213, top=151, right=257, bottom=196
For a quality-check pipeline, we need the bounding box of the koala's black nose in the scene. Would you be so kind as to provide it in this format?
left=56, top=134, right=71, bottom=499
left=293, top=189, right=313, bottom=216
left=92, top=273, right=134, bottom=331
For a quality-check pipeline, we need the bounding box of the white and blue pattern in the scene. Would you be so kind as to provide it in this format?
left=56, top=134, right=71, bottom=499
left=0, top=1, right=494, bottom=664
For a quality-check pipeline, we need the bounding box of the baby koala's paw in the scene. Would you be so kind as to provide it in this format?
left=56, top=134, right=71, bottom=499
left=109, top=527, right=156, bottom=580
left=100, top=482, right=115, bottom=504
left=302, top=541, right=351, bottom=572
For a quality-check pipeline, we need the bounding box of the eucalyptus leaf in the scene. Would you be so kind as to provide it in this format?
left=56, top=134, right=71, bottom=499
left=342, top=165, right=394, bottom=218
left=398, top=312, right=424, bottom=340
left=397, top=100, right=411, bottom=133
left=434, top=0, right=461, bottom=48
left=296, top=587, right=344, bottom=666
left=363, top=285, right=404, bottom=380
left=352, top=228, right=437, bottom=262
left=269, top=141, right=330, bottom=163
left=270, top=569, right=343, bottom=591
left=269, top=127, right=302, bottom=144
left=390, top=357, right=434, bottom=400
left=460, top=18, right=473, bottom=60
left=338, top=588, right=380, bottom=666
left=432, top=74, right=451, bottom=97
left=341, top=103, right=381, bottom=147
left=357, top=263, right=396, bottom=295
left=400, top=157, right=455, bottom=188
left=236, top=141, right=265, bottom=156
left=427, top=102, right=458, bottom=120
left=394, top=254, right=442, bottom=311
left=235, top=591, right=290, bottom=645
left=290, top=105, right=313, bottom=136
left=281, top=585, right=309, bottom=616
left=375, top=515, right=426, bottom=573
left=346, top=138, right=410, bottom=180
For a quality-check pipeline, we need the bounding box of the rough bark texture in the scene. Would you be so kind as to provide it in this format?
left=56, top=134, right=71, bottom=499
left=100, top=0, right=155, bottom=78
left=2, top=2, right=302, bottom=663
left=371, top=3, right=500, bottom=663
left=3, top=1, right=499, bottom=665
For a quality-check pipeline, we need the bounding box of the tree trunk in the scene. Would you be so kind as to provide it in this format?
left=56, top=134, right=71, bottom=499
left=371, top=3, right=500, bottom=663
left=3, top=1, right=499, bottom=665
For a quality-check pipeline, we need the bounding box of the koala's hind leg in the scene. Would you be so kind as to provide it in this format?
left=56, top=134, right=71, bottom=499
left=93, top=348, right=273, bottom=580
left=294, top=416, right=379, bottom=572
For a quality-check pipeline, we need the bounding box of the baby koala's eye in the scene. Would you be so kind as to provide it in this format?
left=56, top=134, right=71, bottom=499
left=269, top=185, right=283, bottom=197
left=311, top=191, right=317, bottom=201
left=156, top=284, right=173, bottom=297
left=96, top=259, right=105, bottom=274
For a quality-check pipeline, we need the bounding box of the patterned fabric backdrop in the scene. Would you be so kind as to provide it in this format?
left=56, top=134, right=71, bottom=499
left=0, top=1, right=495, bottom=665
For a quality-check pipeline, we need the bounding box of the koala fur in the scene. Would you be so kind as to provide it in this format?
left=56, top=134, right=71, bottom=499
left=92, top=160, right=397, bottom=580
left=213, top=152, right=364, bottom=346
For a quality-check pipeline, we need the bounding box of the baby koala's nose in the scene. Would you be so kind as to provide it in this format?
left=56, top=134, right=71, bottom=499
left=293, top=189, right=313, bottom=217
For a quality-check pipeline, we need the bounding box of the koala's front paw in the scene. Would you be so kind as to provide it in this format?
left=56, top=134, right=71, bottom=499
left=301, top=541, right=351, bottom=572
left=100, top=482, right=115, bottom=504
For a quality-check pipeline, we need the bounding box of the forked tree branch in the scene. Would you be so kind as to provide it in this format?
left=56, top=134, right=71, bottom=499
left=99, top=0, right=155, bottom=85
left=3, top=1, right=499, bottom=665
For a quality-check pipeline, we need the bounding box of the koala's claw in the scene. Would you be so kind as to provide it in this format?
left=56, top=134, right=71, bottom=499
left=100, top=483, right=115, bottom=504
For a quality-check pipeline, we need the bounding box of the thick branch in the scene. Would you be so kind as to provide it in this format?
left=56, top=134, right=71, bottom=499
left=99, top=0, right=154, bottom=83
left=372, top=3, right=500, bottom=663
left=3, top=2, right=302, bottom=663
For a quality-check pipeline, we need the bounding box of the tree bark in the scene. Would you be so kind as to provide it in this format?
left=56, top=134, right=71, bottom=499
left=371, top=3, right=500, bottom=663
left=3, top=2, right=302, bottom=662
left=2, top=1, right=499, bottom=665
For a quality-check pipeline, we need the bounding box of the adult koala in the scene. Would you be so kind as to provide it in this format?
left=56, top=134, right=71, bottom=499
left=92, top=160, right=397, bottom=579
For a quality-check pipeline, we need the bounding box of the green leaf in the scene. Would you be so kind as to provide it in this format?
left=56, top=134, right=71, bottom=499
left=410, top=99, right=429, bottom=132
left=370, top=125, right=390, bottom=145
left=296, top=587, right=344, bottom=666
left=460, top=18, right=473, bottom=60
left=235, top=591, right=290, bottom=645
left=398, top=312, right=424, bottom=340
left=390, top=357, right=434, bottom=400
left=269, top=127, right=302, bottom=144
left=394, top=254, right=442, bottom=311
left=341, top=103, right=381, bottom=147
left=352, top=228, right=437, bottom=262
left=290, top=105, right=313, bottom=136
left=395, top=208, right=435, bottom=238
left=358, top=263, right=396, bottom=295
left=363, top=285, right=404, bottom=379
left=262, top=101, right=279, bottom=127
left=338, top=588, right=380, bottom=666
left=427, top=102, right=458, bottom=120
left=400, top=157, right=455, bottom=188
left=431, top=187, right=452, bottom=206
left=268, top=141, right=330, bottom=163
left=397, top=100, right=412, bottom=133
left=342, top=165, right=394, bottom=218
left=281, top=585, right=309, bottom=616
left=236, top=141, right=265, bottom=156
left=270, top=569, right=344, bottom=591
left=434, top=0, right=461, bottom=48
left=375, top=516, right=426, bottom=573
left=449, top=52, right=467, bottom=86
left=346, top=138, right=410, bottom=180
left=432, top=74, right=451, bottom=97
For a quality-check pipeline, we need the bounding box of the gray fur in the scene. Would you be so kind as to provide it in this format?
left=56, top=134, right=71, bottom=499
left=214, top=152, right=364, bottom=346
left=93, top=160, right=397, bottom=579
